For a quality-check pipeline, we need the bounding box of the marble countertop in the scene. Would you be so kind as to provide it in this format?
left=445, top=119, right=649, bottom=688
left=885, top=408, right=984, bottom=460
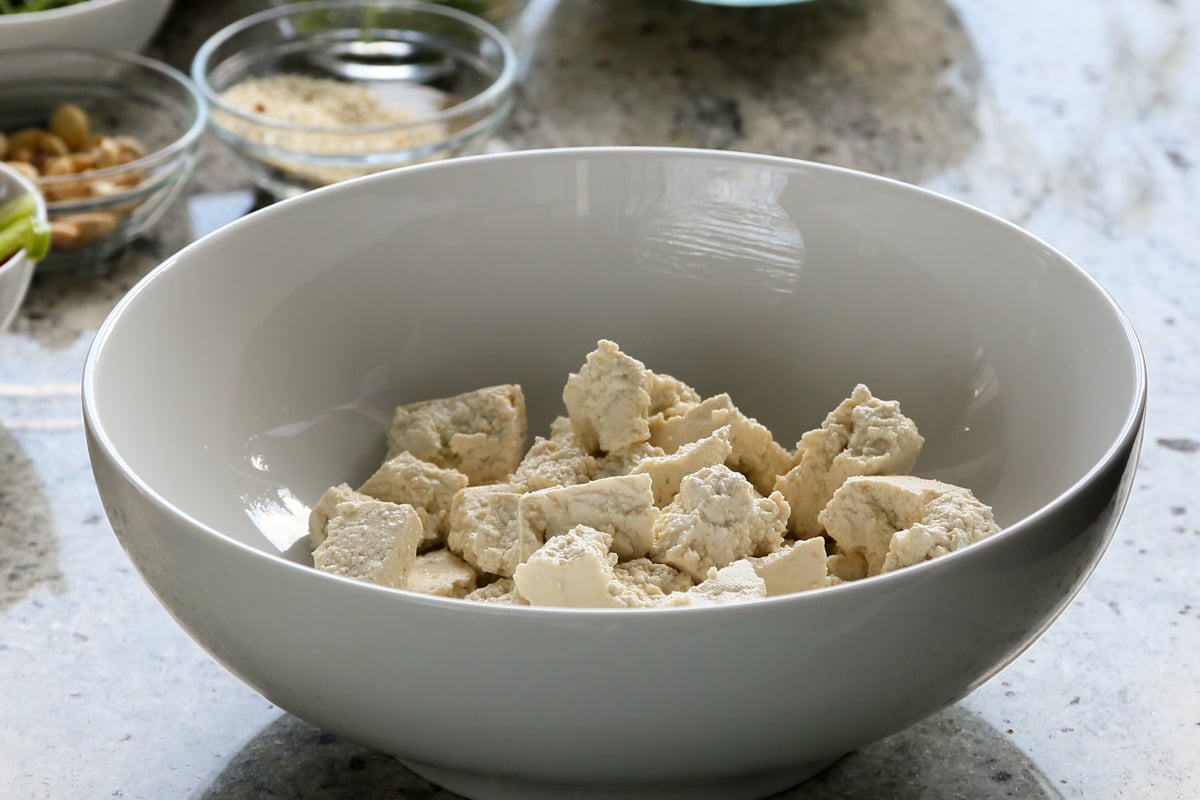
left=2, top=0, right=1197, bottom=797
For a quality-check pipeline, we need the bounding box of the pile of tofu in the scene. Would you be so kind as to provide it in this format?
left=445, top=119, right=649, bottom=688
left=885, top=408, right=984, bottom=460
left=309, top=340, right=999, bottom=608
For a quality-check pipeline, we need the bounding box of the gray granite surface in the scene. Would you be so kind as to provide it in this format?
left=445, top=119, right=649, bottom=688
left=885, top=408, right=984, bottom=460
left=1, top=0, right=1197, bottom=797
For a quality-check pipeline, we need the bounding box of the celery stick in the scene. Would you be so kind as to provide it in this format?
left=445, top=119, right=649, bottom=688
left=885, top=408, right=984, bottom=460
left=0, top=216, right=49, bottom=264
left=0, top=192, right=36, bottom=230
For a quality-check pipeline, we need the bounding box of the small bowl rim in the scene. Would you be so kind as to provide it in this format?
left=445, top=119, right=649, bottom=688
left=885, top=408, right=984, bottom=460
left=191, top=0, right=518, bottom=137
left=0, top=47, right=208, bottom=192
left=81, top=147, right=1149, bottom=617
left=0, top=0, right=153, bottom=25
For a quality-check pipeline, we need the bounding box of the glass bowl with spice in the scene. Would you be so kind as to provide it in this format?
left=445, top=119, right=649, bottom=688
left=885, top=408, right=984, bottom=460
left=192, top=0, right=518, bottom=199
left=0, top=48, right=207, bottom=272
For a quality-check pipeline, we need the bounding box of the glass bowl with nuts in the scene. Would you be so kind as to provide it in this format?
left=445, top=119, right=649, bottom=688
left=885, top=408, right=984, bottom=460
left=0, top=48, right=206, bottom=272
left=192, top=0, right=516, bottom=199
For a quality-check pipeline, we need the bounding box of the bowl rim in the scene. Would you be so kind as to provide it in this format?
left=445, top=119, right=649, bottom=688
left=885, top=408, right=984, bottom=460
left=0, top=0, right=155, bottom=25
left=0, top=47, right=208, bottom=190
left=190, top=0, right=518, bottom=136
left=80, top=146, right=1150, bottom=617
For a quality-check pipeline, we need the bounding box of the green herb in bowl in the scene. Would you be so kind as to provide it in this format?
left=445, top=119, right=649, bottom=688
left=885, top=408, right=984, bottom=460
left=0, top=0, right=90, bottom=13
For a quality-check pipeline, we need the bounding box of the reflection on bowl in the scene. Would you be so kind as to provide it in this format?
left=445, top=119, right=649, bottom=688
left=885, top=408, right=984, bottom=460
left=84, top=148, right=1145, bottom=799
left=193, top=0, right=517, bottom=198
left=0, top=48, right=206, bottom=273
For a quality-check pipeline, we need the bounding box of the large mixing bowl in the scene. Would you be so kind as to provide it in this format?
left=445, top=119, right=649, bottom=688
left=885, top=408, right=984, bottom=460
left=83, top=148, right=1145, bottom=799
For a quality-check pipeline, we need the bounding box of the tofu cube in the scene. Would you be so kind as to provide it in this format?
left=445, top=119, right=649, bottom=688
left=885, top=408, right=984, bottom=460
left=650, top=464, right=788, bottom=581
left=445, top=484, right=529, bottom=577
left=406, top=548, right=479, bottom=598
left=818, top=474, right=999, bottom=576
left=518, top=473, right=658, bottom=561
left=649, top=394, right=792, bottom=496
left=358, top=452, right=468, bottom=548
left=562, top=339, right=654, bottom=453
left=632, top=425, right=733, bottom=506
left=386, top=385, right=527, bottom=485
left=775, top=384, right=924, bottom=538
left=313, top=498, right=423, bottom=588
left=748, top=537, right=828, bottom=596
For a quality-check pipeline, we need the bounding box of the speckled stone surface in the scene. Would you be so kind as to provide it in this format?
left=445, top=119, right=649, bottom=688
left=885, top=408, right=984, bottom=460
left=1, top=0, right=1197, bottom=798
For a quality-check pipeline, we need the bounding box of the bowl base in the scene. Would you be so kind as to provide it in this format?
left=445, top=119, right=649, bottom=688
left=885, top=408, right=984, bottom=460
left=400, top=757, right=842, bottom=800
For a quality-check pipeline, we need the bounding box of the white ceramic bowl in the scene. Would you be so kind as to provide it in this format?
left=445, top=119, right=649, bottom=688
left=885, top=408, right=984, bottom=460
left=0, top=0, right=173, bottom=52
left=83, top=148, right=1146, bottom=799
left=0, top=161, right=47, bottom=331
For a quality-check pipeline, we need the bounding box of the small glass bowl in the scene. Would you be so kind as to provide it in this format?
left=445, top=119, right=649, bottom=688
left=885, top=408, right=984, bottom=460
left=192, top=0, right=518, bottom=199
left=0, top=48, right=206, bottom=273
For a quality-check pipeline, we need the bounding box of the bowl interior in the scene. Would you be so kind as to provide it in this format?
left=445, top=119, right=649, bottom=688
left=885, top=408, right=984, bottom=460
left=86, top=149, right=1143, bottom=565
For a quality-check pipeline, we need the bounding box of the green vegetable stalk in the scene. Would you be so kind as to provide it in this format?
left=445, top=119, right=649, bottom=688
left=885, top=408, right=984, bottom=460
left=0, top=193, right=50, bottom=264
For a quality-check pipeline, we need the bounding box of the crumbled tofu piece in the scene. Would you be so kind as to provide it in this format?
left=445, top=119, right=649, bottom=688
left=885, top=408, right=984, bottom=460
left=819, top=474, right=999, bottom=576
left=775, top=384, right=924, bottom=538
left=514, top=526, right=687, bottom=608
left=386, top=384, right=527, bottom=484
left=593, top=441, right=666, bottom=479
left=358, top=452, right=468, bottom=548
left=406, top=548, right=479, bottom=598
left=682, top=560, right=768, bottom=606
left=518, top=473, right=658, bottom=561
left=549, top=415, right=575, bottom=440
left=826, top=551, right=869, bottom=584
left=514, top=525, right=620, bottom=608
left=313, top=498, right=423, bottom=588
left=562, top=339, right=653, bottom=453
left=510, top=433, right=598, bottom=493
left=445, top=484, right=530, bottom=577
left=748, top=537, right=828, bottom=596
left=614, top=558, right=694, bottom=596
left=632, top=426, right=733, bottom=506
left=650, top=464, right=789, bottom=581
left=649, top=394, right=792, bottom=495
left=463, top=578, right=529, bottom=605
left=308, top=482, right=371, bottom=548
left=647, top=371, right=701, bottom=423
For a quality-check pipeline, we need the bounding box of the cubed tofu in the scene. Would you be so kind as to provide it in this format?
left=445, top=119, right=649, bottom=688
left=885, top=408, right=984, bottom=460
left=509, top=433, right=598, bottom=493
left=313, top=498, right=423, bottom=588
left=681, top=560, right=767, bottom=606
left=562, top=339, right=653, bottom=454
left=406, top=548, right=479, bottom=598
left=649, top=394, right=792, bottom=496
left=518, top=473, right=658, bottom=561
left=386, top=384, right=527, bottom=485
left=514, top=526, right=686, bottom=608
left=514, top=525, right=621, bottom=608
left=650, top=464, right=789, bottom=581
left=747, top=537, right=828, bottom=596
left=593, top=441, right=666, bottom=479
left=308, top=482, right=370, bottom=548
left=445, top=484, right=529, bottom=577
left=463, top=577, right=529, bottom=605
left=647, top=371, right=701, bottom=423
left=632, top=425, right=733, bottom=506
left=613, top=558, right=694, bottom=596
left=358, top=452, right=468, bottom=548
left=774, top=384, right=924, bottom=538
left=818, top=474, right=999, bottom=576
